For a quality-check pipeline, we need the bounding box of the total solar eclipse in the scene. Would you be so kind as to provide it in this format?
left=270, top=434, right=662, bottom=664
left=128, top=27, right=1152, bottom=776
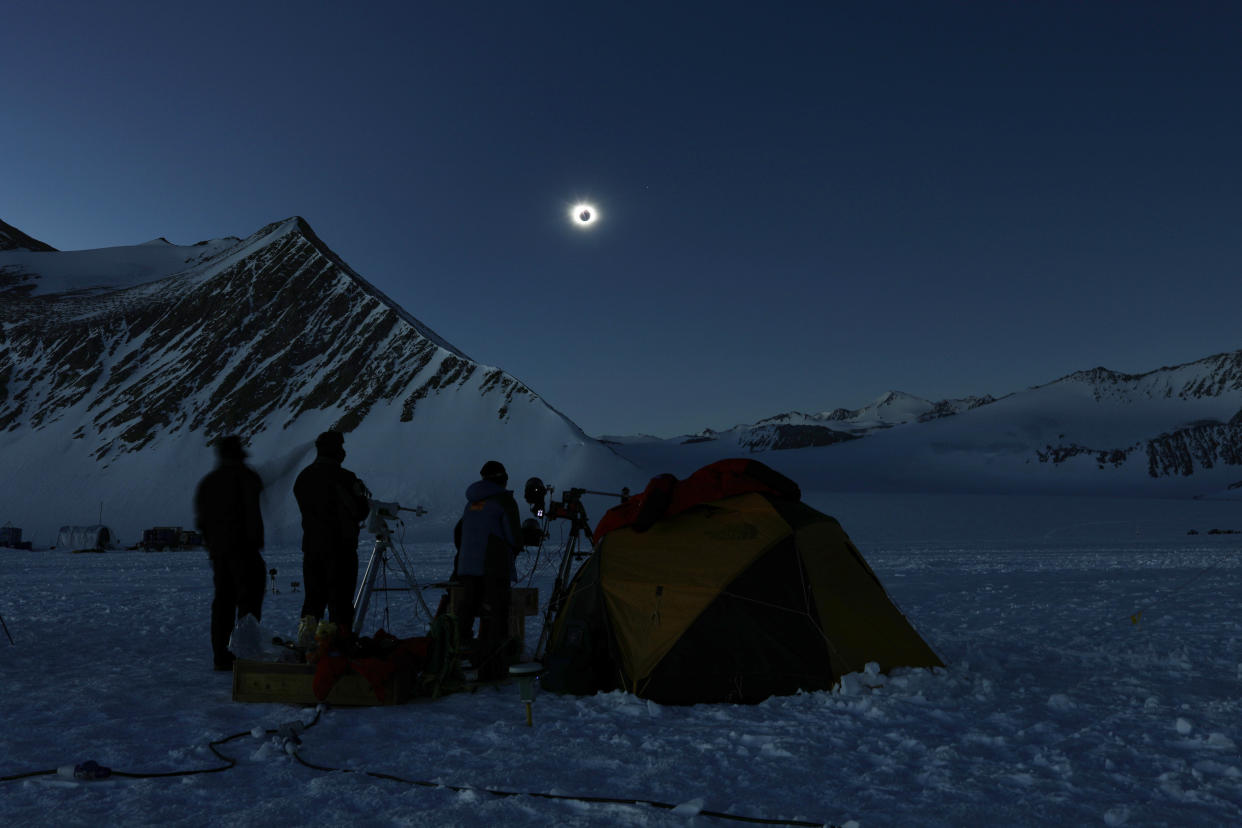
left=570, top=203, right=598, bottom=228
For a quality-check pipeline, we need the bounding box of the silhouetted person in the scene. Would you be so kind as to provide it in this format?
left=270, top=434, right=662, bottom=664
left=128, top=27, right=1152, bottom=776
left=453, top=460, right=522, bottom=680
left=194, top=435, right=266, bottom=671
left=294, top=430, right=370, bottom=644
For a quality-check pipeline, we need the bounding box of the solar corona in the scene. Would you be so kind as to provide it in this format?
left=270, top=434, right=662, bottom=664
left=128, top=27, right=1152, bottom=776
left=569, top=203, right=598, bottom=228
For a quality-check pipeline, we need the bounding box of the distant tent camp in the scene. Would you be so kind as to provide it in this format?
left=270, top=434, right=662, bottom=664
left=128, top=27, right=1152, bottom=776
left=541, top=459, right=943, bottom=704
left=56, top=525, right=117, bottom=551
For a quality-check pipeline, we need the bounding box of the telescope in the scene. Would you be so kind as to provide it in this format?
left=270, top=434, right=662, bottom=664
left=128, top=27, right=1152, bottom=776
left=521, top=478, right=629, bottom=661
left=365, top=500, right=427, bottom=535
left=355, top=498, right=429, bottom=635
left=523, top=477, right=628, bottom=522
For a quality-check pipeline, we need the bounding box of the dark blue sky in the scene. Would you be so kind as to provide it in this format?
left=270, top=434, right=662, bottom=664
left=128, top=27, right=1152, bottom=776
left=5, top=1, right=1241, bottom=436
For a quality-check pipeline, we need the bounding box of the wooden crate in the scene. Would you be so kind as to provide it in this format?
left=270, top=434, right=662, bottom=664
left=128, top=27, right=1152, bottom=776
left=232, top=659, right=414, bottom=706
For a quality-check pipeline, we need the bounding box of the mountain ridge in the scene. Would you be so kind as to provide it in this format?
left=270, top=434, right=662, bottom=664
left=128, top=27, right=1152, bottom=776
left=4, top=214, right=1241, bottom=549
left=0, top=216, right=634, bottom=544
left=0, top=218, right=56, bottom=253
left=603, top=349, right=1242, bottom=497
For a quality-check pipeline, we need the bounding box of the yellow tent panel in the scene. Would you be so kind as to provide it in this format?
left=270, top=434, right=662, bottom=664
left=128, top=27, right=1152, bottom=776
left=541, top=459, right=943, bottom=704
left=600, top=493, right=791, bottom=684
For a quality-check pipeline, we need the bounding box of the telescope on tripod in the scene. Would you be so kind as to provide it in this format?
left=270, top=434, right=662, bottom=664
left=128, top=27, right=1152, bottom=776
left=523, top=478, right=628, bottom=661
left=353, top=499, right=429, bottom=635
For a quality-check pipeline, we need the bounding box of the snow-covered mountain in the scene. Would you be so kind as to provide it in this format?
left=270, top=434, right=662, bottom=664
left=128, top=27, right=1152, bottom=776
left=0, top=217, right=635, bottom=546
left=4, top=214, right=1241, bottom=548
left=659, top=390, right=998, bottom=452
left=605, top=354, right=1242, bottom=499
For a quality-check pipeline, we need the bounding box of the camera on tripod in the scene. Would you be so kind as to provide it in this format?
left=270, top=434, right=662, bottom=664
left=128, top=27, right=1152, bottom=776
left=548, top=488, right=588, bottom=522
left=366, top=500, right=401, bottom=534
left=365, top=499, right=427, bottom=535
left=524, top=478, right=593, bottom=520
left=522, top=479, right=629, bottom=661
left=524, top=477, right=549, bottom=518
left=521, top=477, right=552, bottom=546
left=354, top=497, right=430, bottom=636
left=522, top=478, right=631, bottom=549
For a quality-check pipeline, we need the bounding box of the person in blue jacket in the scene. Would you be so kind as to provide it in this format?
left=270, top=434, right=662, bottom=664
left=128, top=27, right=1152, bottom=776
left=453, top=460, right=522, bottom=680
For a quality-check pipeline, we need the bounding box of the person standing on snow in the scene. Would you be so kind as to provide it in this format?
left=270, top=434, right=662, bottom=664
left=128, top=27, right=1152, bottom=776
left=453, top=460, right=522, bottom=680
left=194, top=434, right=266, bottom=672
left=293, top=430, right=371, bottom=646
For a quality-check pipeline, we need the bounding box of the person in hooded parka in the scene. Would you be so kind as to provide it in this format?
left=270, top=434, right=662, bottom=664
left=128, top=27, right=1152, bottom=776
left=453, top=460, right=522, bottom=680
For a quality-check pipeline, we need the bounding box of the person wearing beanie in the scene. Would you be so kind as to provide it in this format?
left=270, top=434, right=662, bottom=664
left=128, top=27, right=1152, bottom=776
left=194, top=434, right=266, bottom=672
left=293, top=430, right=371, bottom=645
left=452, top=460, right=522, bottom=680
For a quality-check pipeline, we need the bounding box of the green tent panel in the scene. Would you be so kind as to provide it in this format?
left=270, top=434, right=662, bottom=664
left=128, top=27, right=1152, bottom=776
left=789, top=502, right=943, bottom=677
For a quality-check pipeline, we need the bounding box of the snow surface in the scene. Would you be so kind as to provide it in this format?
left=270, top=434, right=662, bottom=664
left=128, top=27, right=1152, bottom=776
left=0, top=237, right=240, bottom=296
left=3, top=492, right=1241, bottom=826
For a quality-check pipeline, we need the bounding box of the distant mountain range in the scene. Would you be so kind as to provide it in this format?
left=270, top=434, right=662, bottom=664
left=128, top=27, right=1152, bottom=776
left=606, top=354, right=1242, bottom=498
left=673, top=390, right=999, bottom=451
left=3, top=215, right=1240, bottom=547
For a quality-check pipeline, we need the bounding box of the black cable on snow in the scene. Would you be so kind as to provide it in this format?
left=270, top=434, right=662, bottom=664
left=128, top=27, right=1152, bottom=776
left=0, top=710, right=324, bottom=783
left=1, top=709, right=836, bottom=827
left=290, top=749, right=833, bottom=828
left=0, top=736, right=240, bottom=783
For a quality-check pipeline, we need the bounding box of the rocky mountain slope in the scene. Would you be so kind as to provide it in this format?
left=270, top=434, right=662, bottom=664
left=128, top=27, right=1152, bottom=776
left=0, top=217, right=634, bottom=545
left=0, top=219, right=55, bottom=253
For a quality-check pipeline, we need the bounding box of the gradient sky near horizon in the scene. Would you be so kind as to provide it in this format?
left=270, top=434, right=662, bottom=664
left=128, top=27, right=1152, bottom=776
left=4, top=1, right=1241, bottom=437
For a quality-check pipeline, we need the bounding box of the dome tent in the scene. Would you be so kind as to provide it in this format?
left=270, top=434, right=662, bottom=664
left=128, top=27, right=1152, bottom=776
left=540, top=459, right=943, bottom=704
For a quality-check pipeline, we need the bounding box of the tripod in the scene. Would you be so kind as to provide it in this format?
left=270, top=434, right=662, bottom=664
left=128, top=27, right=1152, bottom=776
left=532, top=499, right=597, bottom=662
left=352, top=500, right=430, bottom=636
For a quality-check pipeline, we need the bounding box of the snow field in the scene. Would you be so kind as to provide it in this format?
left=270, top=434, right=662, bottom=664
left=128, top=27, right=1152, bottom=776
left=1, top=496, right=1241, bottom=826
